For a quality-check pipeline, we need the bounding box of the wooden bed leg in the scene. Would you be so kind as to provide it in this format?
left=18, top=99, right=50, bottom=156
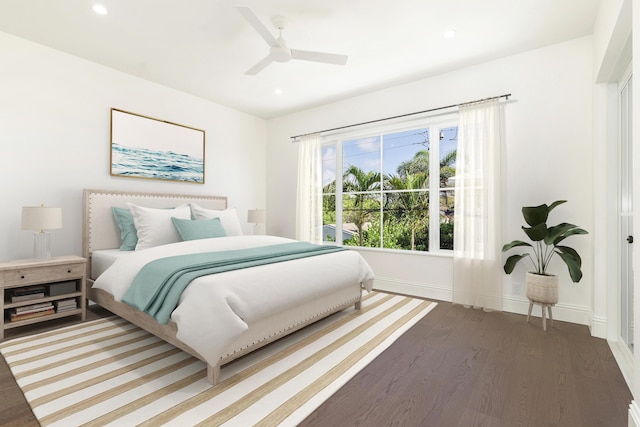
left=207, top=362, right=221, bottom=385
left=354, top=300, right=362, bottom=310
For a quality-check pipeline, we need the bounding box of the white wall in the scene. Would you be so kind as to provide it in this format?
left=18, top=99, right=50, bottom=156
left=267, top=36, right=594, bottom=324
left=0, top=31, right=267, bottom=262
left=593, top=0, right=631, bottom=83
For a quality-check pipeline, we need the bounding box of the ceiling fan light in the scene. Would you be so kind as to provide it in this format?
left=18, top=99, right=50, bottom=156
left=270, top=45, right=291, bottom=63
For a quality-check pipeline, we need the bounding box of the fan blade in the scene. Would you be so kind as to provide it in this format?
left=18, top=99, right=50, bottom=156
left=290, top=49, right=348, bottom=65
left=235, top=5, right=280, bottom=48
left=245, top=55, right=274, bottom=75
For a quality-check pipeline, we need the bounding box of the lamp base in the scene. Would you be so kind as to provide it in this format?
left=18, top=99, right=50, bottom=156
left=33, top=232, right=51, bottom=261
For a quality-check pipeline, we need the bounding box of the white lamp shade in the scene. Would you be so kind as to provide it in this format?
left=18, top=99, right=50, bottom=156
left=21, top=206, right=62, bottom=231
left=247, top=209, right=266, bottom=224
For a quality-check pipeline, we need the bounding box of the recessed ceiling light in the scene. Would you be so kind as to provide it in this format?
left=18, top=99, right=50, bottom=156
left=274, top=88, right=283, bottom=95
left=443, top=29, right=456, bottom=39
left=93, top=4, right=108, bottom=15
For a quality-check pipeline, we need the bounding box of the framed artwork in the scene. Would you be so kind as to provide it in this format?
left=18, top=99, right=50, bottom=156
left=110, top=108, right=205, bottom=184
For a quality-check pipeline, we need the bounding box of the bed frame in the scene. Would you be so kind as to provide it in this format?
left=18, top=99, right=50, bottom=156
left=82, top=189, right=361, bottom=385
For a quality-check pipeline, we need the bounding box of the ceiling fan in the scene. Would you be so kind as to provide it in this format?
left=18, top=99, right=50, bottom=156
left=235, top=5, right=349, bottom=75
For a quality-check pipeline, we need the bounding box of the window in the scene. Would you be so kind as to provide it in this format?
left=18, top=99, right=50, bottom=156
left=322, top=119, right=458, bottom=253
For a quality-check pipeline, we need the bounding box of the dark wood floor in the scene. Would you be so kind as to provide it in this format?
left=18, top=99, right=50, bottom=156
left=302, top=301, right=633, bottom=427
left=0, top=301, right=632, bottom=427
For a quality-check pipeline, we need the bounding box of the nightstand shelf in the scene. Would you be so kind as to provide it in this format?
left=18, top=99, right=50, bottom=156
left=0, top=256, right=87, bottom=340
left=4, top=308, right=84, bottom=330
left=4, top=291, right=83, bottom=310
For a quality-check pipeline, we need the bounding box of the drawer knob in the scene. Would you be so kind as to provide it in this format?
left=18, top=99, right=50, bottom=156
left=21, top=275, right=25, bottom=279
left=67, top=270, right=71, bottom=273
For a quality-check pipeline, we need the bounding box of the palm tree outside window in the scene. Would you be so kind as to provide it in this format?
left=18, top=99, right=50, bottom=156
left=322, top=120, right=458, bottom=253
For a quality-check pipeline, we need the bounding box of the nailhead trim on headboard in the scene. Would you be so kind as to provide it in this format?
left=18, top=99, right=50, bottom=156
left=83, top=189, right=228, bottom=272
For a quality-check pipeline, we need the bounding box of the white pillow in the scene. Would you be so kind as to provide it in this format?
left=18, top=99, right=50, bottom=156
left=127, top=203, right=191, bottom=250
left=190, top=204, right=243, bottom=236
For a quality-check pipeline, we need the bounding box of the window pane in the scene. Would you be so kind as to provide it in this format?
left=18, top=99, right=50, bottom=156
left=438, top=126, right=456, bottom=250
left=342, top=193, right=380, bottom=247
left=343, top=136, right=381, bottom=192
left=439, top=126, right=457, bottom=189
left=322, top=194, right=337, bottom=242
left=382, top=128, right=430, bottom=251
left=440, top=189, right=454, bottom=250
left=322, top=145, right=338, bottom=243
left=383, top=190, right=429, bottom=251
left=322, top=145, right=337, bottom=194
left=384, top=128, right=430, bottom=183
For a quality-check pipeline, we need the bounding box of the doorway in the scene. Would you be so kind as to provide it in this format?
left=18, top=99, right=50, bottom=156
left=620, top=69, right=633, bottom=353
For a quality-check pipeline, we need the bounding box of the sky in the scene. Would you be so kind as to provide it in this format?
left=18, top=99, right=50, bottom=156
left=322, top=126, right=458, bottom=186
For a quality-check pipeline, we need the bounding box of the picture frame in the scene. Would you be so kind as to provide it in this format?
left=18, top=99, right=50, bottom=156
left=110, top=108, right=205, bottom=184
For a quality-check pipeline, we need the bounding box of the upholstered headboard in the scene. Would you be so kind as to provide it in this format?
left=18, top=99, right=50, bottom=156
left=82, top=189, right=227, bottom=260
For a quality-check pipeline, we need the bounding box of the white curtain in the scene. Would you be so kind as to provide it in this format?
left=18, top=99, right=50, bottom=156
left=296, top=133, right=323, bottom=244
left=452, top=99, right=502, bottom=310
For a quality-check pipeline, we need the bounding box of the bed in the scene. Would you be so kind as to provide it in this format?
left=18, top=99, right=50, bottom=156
left=83, top=189, right=374, bottom=385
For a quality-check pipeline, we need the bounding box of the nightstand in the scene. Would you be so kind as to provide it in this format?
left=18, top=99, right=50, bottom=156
left=0, top=256, right=87, bottom=340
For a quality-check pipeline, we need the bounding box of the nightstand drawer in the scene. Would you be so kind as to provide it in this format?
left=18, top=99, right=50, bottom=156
left=3, top=263, right=85, bottom=287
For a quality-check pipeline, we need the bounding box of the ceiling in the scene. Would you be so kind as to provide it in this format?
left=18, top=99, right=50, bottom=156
left=0, top=0, right=600, bottom=119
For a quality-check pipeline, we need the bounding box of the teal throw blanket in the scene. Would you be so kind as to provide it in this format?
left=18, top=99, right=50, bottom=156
left=122, top=242, right=347, bottom=324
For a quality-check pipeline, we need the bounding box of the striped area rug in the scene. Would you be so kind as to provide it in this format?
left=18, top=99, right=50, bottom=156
left=1, top=292, right=436, bottom=427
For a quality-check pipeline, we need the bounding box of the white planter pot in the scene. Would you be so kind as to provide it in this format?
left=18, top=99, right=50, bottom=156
left=525, top=272, right=559, bottom=304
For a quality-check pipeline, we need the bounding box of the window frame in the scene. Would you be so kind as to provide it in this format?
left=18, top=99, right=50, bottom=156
left=322, top=114, right=458, bottom=255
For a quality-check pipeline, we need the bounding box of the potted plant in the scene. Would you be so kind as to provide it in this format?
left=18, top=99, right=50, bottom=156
left=502, top=200, right=588, bottom=305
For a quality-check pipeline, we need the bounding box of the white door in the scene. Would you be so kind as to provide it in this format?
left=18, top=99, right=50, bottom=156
left=620, top=71, right=633, bottom=352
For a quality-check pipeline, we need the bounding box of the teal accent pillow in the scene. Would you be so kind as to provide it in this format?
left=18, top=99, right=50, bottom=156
left=171, top=217, right=227, bottom=241
left=112, top=207, right=138, bottom=251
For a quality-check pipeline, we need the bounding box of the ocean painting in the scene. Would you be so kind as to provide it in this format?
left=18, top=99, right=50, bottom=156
left=110, top=109, right=205, bottom=183
left=111, top=143, right=204, bottom=183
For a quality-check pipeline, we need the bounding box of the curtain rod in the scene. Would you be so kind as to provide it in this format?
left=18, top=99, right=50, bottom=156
left=290, top=93, right=511, bottom=141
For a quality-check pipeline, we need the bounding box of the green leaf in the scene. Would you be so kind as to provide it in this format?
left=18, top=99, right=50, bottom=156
left=523, top=223, right=547, bottom=241
left=503, top=254, right=529, bottom=274
left=522, top=200, right=566, bottom=227
left=522, top=204, right=549, bottom=227
left=556, top=250, right=583, bottom=282
left=556, top=246, right=581, bottom=267
left=502, top=240, right=532, bottom=252
left=553, top=227, right=588, bottom=245
left=545, top=223, right=577, bottom=245
left=547, top=200, right=567, bottom=212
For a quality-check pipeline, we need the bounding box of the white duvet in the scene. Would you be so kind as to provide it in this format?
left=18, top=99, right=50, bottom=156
left=93, top=235, right=374, bottom=367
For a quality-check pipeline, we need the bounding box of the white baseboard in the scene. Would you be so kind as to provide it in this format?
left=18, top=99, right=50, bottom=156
left=498, top=294, right=591, bottom=325
left=608, top=338, right=634, bottom=391
left=590, top=314, right=608, bottom=339
left=374, top=277, right=591, bottom=326
left=629, top=400, right=640, bottom=427
left=373, top=277, right=452, bottom=302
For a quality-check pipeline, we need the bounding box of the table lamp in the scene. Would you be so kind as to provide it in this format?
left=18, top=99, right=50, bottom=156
left=247, top=209, right=266, bottom=234
left=21, top=205, right=62, bottom=260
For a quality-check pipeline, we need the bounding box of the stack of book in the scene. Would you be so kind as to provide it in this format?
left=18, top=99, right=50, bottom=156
left=9, top=302, right=54, bottom=322
left=54, top=299, right=77, bottom=313
left=11, top=286, right=46, bottom=303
